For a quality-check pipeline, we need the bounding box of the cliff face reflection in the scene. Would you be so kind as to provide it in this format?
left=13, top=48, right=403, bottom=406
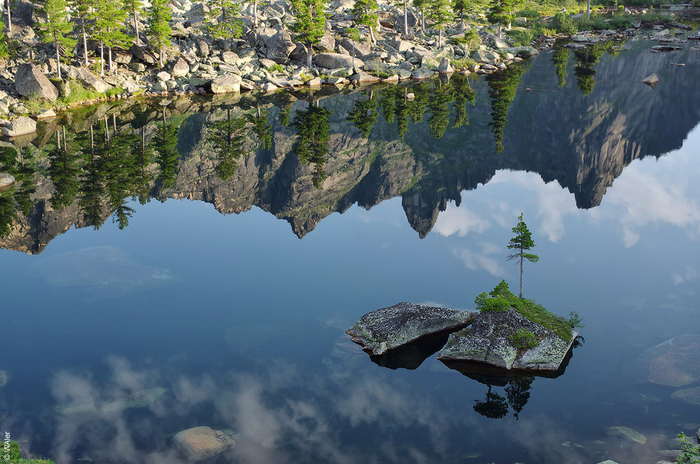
left=1, top=39, right=699, bottom=253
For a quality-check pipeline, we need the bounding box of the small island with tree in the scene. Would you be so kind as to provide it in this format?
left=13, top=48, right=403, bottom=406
left=347, top=213, right=583, bottom=375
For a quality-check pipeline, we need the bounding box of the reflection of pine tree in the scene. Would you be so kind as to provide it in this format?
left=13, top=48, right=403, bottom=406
left=505, top=376, right=534, bottom=420
left=347, top=91, right=379, bottom=139
left=154, top=114, right=180, bottom=191
left=9, top=147, right=37, bottom=216
left=48, top=127, right=82, bottom=210
left=409, top=83, right=430, bottom=124
left=487, top=60, right=529, bottom=153
left=0, top=188, right=14, bottom=238
left=552, top=47, right=569, bottom=88
left=130, top=126, right=155, bottom=205
left=291, top=97, right=332, bottom=189
left=428, top=80, right=455, bottom=139
left=574, top=46, right=603, bottom=97
left=473, top=385, right=509, bottom=419
left=396, top=89, right=410, bottom=141
left=78, top=126, right=107, bottom=230
left=208, top=108, right=248, bottom=181
left=379, top=86, right=399, bottom=124
left=451, top=74, right=476, bottom=129
left=248, top=105, right=272, bottom=151
left=101, top=120, right=140, bottom=230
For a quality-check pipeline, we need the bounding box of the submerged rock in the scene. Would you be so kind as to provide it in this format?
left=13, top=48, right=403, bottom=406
left=346, top=302, right=477, bottom=356
left=671, top=386, right=700, bottom=406
left=101, top=387, right=167, bottom=412
left=437, top=309, right=576, bottom=372
left=173, top=426, right=235, bottom=461
left=607, top=425, right=647, bottom=444
left=626, top=334, right=700, bottom=387
left=0, top=370, right=9, bottom=387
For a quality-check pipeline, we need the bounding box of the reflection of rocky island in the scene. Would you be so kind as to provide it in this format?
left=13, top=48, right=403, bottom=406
left=1, top=40, right=699, bottom=253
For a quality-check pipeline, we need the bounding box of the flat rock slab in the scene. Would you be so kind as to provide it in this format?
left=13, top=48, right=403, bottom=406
left=346, top=302, right=477, bottom=356
left=437, top=309, right=576, bottom=372
left=626, top=334, right=700, bottom=387
left=607, top=426, right=647, bottom=444
left=173, top=426, right=235, bottom=461
left=671, top=386, right=700, bottom=406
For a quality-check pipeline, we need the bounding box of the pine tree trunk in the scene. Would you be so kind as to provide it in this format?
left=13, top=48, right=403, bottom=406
left=55, top=41, right=61, bottom=79
left=497, top=22, right=502, bottom=38
left=403, top=0, right=408, bottom=36
left=460, top=11, right=464, bottom=31
left=108, top=46, right=113, bottom=72
left=81, top=20, right=88, bottom=66
left=5, top=0, right=10, bottom=36
left=306, top=40, right=312, bottom=68
left=421, top=10, right=425, bottom=33
left=519, top=253, right=523, bottom=298
left=134, top=12, right=140, bottom=45
left=253, top=0, right=258, bottom=28
left=439, top=28, right=442, bottom=49
left=369, top=25, right=376, bottom=44
left=100, top=43, right=104, bottom=76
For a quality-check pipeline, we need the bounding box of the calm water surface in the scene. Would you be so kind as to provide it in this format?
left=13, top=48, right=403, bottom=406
left=1, top=38, right=699, bottom=463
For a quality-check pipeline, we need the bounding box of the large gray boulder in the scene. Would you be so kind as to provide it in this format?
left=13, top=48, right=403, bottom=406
left=346, top=302, right=477, bottom=356
left=173, top=426, right=235, bottom=461
left=75, top=68, right=112, bottom=93
left=266, top=30, right=296, bottom=63
left=2, top=116, right=37, bottom=137
left=437, top=309, right=577, bottom=372
left=340, top=38, right=372, bottom=58
left=211, top=75, right=242, bottom=94
left=130, top=44, right=157, bottom=65
left=504, top=46, right=539, bottom=58
left=314, top=53, right=364, bottom=69
left=15, top=64, right=59, bottom=102
left=0, top=172, right=15, bottom=189
left=473, top=49, right=501, bottom=65
left=171, top=58, right=190, bottom=78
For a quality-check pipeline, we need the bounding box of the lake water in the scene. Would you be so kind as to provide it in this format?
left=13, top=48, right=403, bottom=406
left=1, top=38, right=700, bottom=463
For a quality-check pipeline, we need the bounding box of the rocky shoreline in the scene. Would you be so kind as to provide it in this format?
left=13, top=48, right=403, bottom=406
left=0, top=0, right=697, bottom=137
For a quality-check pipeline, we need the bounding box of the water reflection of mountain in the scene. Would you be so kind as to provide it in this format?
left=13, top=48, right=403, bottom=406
left=1, top=40, right=698, bottom=253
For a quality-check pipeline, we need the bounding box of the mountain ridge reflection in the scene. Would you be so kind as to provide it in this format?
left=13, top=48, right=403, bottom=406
left=1, top=40, right=698, bottom=253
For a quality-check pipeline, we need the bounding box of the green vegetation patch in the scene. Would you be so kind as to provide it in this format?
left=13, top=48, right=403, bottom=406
left=475, top=280, right=576, bottom=342
left=676, top=432, right=700, bottom=464
left=3, top=441, right=55, bottom=464
left=510, top=328, right=538, bottom=350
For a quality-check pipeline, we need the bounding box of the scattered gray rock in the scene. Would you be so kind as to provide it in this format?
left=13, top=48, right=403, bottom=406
left=75, top=68, right=112, bottom=93
left=156, top=71, right=171, bottom=82
left=15, top=64, right=59, bottom=102
left=173, top=426, right=235, bottom=461
left=438, top=57, right=453, bottom=73
left=643, top=73, right=659, bottom=87
left=130, top=44, right=157, bottom=65
left=314, top=53, right=364, bottom=70
left=171, top=58, right=190, bottom=78
left=36, top=109, right=57, bottom=119
left=0, top=172, right=15, bottom=189
left=346, top=302, right=477, bottom=356
left=2, top=116, right=37, bottom=137
left=211, top=74, right=242, bottom=94
left=411, top=67, right=434, bottom=79
left=437, top=309, right=577, bottom=372
left=266, top=30, right=296, bottom=63
left=473, top=49, right=501, bottom=65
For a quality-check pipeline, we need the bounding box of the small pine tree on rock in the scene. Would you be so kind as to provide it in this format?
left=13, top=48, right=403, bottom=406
left=39, top=0, right=77, bottom=79
left=507, top=212, right=539, bottom=298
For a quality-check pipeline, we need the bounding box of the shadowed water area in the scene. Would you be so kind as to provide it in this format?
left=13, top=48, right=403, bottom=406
left=0, top=39, right=699, bottom=463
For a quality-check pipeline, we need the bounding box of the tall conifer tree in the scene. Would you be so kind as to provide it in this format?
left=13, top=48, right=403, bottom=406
left=205, top=0, right=243, bottom=50
left=39, top=0, right=77, bottom=79
left=289, top=0, right=326, bottom=68
left=507, top=213, right=539, bottom=298
left=147, top=0, right=172, bottom=67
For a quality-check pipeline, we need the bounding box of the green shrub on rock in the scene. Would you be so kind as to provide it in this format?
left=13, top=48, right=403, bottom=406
left=676, top=432, right=700, bottom=464
left=510, top=328, right=538, bottom=350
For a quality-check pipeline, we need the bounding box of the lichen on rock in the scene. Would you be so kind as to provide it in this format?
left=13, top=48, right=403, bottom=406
left=346, top=302, right=477, bottom=356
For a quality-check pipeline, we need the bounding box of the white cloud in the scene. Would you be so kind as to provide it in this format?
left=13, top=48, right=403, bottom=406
left=433, top=205, right=490, bottom=238
left=451, top=243, right=505, bottom=276
left=672, top=266, right=699, bottom=285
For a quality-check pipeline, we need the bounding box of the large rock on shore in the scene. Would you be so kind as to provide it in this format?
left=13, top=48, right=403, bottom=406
left=75, top=68, right=112, bottom=93
left=173, top=426, right=235, bottom=461
left=2, top=116, right=37, bottom=137
left=437, top=309, right=577, bottom=372
left=266, top=30, right=296, bottom=63
left=314, top=52, right=364, bottom=70
left=0, top=173, right=15, bottom=189
left=346, top=302, right=477, bottom=356
left=15, top=64, right=59, bottom=102
left=211, top=75, right=242, bottom=94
